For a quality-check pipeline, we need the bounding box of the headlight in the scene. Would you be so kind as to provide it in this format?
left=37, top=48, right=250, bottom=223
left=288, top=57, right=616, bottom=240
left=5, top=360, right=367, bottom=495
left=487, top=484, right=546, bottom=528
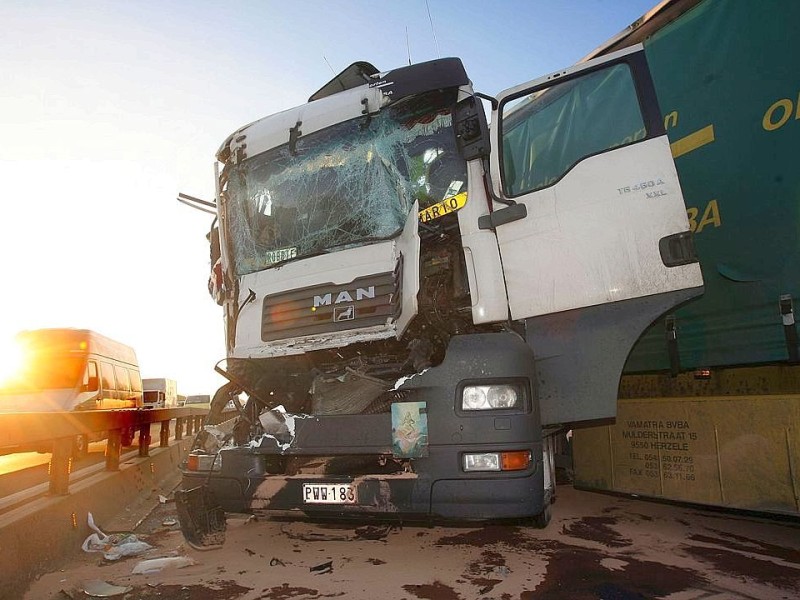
left=461, top=384, right=520, bottom=411
left=463, top=453, right=501, bottom=472
left=463, top=450, right=531, bottom=472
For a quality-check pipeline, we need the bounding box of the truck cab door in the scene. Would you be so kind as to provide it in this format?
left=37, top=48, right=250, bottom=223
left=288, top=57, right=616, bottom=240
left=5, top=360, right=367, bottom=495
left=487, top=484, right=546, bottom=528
left=487, top=45, right=703, bottom=425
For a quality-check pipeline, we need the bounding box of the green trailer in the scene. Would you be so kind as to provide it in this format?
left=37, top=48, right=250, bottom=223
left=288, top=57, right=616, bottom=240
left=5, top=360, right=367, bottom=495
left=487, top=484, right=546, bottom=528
left=572, top=0, right=800, bottom=515
left=607, top=0, right=800, bottom=373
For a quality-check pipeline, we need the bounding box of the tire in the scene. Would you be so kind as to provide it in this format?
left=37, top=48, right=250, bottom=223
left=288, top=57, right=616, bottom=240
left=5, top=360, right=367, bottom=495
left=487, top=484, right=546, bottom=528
left=532, top=501, right=552, bottom=529
left=71, top=434, right=88, bottom=461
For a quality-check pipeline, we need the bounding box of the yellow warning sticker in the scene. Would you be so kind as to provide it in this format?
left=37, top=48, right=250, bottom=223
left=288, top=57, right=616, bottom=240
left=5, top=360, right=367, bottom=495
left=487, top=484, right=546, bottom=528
left=418, top=192, right=468, bottom=223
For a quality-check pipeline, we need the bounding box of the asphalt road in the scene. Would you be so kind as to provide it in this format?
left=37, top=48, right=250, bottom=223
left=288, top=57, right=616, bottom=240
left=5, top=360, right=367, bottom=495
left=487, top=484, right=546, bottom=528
left=24, top=486, right=800, bottom=599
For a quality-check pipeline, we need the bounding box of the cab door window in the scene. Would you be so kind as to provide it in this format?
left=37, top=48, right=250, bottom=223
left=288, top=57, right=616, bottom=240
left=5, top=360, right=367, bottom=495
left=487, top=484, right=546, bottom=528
left=501, top=63, right=646, bottom=197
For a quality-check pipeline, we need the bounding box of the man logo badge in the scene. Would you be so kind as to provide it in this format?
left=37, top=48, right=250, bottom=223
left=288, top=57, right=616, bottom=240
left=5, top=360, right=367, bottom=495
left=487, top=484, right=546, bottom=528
left=334, top=305, right=355, bottom=322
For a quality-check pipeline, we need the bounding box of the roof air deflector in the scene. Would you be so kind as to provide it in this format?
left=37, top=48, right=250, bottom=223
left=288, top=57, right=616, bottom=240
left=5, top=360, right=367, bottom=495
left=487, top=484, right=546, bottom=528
left=309, top=61, right=380, bottom=102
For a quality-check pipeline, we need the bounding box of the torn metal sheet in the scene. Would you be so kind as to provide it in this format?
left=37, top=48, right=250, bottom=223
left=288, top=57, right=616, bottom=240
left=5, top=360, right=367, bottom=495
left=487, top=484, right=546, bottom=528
left=391, top=369, right=429, bottom=391
left=252, top=405, right=313, bottom=452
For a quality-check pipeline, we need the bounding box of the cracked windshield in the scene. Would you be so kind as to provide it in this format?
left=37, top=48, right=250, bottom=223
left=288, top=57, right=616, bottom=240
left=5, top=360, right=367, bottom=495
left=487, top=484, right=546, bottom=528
left=224, top=90, right=466, bottom=275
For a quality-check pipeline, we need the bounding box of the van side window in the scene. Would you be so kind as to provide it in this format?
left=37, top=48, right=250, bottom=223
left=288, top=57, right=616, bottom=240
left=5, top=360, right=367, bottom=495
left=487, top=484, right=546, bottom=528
left=129, top=370, right=142, bottom=393
left=114, top=365, right=131, bottom=392
left=100, top=362, right=115, bottom=391
left=85, top=361, right=99, bottom=392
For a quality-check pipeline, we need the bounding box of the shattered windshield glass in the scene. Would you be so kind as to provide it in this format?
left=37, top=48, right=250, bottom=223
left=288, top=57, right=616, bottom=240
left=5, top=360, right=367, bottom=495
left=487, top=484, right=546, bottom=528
left=224, top=90, right=466, bottom=275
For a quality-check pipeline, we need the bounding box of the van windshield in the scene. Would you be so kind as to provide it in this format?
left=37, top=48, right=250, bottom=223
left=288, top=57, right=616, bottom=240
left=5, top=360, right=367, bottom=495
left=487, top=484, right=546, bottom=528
left=0, top=354, right=85, bottom=393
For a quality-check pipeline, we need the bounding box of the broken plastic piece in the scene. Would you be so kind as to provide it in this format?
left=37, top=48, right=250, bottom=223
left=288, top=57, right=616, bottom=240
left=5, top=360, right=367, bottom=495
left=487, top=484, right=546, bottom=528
left=162, top=517, right=178, bottom=527
left=132, top=556, right=195, bottom=574
left=82, top=580, right=132, bottom=597
left=310, top=560, right=333, bottom=575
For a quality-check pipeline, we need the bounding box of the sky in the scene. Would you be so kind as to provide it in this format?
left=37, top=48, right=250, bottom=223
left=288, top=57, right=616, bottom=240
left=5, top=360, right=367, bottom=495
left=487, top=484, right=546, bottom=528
left=0, top=0, right=658, bottom=396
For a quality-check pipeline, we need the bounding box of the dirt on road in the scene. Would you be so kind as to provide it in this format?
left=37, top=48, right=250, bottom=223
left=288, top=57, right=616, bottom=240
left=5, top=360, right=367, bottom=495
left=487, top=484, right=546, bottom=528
left=24, top=487, right=800, bottom=600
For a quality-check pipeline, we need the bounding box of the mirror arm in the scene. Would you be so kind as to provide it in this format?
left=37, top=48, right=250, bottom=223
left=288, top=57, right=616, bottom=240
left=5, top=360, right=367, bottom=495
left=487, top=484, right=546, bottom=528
left=482, top=158, right=515, bottom=206
left=474, top=92, right=498, bottom=111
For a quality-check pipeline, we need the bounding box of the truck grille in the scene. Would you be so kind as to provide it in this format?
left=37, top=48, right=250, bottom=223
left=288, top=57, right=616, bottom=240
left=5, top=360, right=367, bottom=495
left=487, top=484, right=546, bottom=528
left=261, top=260, right=402, bottom=342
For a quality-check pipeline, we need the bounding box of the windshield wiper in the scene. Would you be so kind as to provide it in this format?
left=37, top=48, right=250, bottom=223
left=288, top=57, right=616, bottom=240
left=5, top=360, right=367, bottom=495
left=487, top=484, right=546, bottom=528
left=266, top=230, right=403, bottom=270
left=322, top=230, right=402, bottom=253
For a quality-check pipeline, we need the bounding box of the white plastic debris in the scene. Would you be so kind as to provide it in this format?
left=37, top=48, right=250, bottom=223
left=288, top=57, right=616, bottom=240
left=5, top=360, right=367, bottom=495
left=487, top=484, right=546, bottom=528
left=132, top=556, right=195, bottom=574
left=82, top=579, right=132, bottom=597
left=81, top=512, right=153, bottom=561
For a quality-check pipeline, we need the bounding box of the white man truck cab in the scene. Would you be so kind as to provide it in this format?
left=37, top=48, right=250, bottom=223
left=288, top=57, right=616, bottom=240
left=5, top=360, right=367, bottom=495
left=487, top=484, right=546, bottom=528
left=176, top=49, right=703, bottom=545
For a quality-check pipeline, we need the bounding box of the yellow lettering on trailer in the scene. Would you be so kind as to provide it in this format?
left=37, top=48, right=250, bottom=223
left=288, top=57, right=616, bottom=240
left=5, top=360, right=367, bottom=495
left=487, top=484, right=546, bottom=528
left=670, top=124, right=715, bottom=158
left=762, top=91, right=800, bottom=131
left=686, top=199, right=721, bottom=234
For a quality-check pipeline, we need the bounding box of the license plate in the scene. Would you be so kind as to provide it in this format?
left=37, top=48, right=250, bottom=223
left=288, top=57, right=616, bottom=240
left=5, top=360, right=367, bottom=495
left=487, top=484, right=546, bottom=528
left=302, top=483, right=357, bottom=504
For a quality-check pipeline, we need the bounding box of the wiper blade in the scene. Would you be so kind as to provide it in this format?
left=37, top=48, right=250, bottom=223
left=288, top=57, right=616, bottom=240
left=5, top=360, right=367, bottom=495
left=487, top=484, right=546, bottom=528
left=323, top=230, right=402, bottom=253
left=267, top=230, right=402, bottom=269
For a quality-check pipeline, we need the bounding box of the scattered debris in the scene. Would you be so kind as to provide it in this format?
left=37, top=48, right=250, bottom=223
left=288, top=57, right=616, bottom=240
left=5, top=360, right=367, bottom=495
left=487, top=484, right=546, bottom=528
left=354, top=524, right=397, bottom=541
left=82, top=579, right=132, bottom=597
left=310, top=560, right=333, bottom=575
left=280, top=522, right=398, bottom=543
left=132, top=556, right=196, bottom=574
left=161, top=518, right=178, bottom=527
left=270, top=557, right=286, bottom=566
left=280, top=523, right=351, bottom=542
left=81, top=513, right=153, bottom=561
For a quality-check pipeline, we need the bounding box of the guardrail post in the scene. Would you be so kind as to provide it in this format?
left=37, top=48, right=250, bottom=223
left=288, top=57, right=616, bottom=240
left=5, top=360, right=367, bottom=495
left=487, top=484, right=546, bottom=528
left=160, top=420, right=170, bottom=447
left=49, top=438, right=72, bottom=495
left=175, top=417, right=184, bottom=440
left=106, top=429, right=122, bottom=471
left=138, top=424, right=151, bottom=457
left=186, top=416, right=194, bottom=436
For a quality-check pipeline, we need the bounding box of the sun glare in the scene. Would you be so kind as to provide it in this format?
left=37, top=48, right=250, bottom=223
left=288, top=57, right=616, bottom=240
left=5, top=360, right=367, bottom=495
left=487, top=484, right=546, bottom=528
left=0, top=336, right=25, bottom=386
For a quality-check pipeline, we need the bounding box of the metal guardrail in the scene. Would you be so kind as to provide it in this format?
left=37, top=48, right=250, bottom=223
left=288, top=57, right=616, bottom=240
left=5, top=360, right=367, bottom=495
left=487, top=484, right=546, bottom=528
left=0, top=407, right=209, bottom=496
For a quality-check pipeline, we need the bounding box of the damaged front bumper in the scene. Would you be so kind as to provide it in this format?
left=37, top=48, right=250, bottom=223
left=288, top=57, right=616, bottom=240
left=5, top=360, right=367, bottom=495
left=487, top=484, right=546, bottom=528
left=180, top=441, right=545, bottom=520
left=178, top=332, right=548, bottom=537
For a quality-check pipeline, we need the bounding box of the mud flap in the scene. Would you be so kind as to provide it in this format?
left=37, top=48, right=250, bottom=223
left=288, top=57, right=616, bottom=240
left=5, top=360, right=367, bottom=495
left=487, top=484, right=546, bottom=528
left=175, top=486, right=227, bottom=549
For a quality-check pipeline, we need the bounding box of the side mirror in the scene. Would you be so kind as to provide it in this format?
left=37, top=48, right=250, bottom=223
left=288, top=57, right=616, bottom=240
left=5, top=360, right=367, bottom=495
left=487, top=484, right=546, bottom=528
left=453, top=95, right=491, bottom=161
